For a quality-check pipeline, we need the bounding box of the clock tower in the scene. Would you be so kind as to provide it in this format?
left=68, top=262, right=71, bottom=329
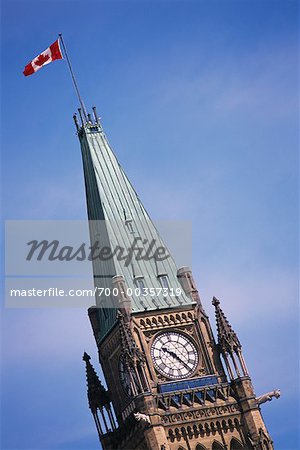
left=76, top=107, right=279, bottom=450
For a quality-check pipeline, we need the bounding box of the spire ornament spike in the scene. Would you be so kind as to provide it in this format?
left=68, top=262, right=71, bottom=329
left=82, top=352, right=117, bottom=437
left=212, top=296, right=220, bottom=307
left=78, top=108, right=84, bottom=126
left=212, top=297, right=250, bottom=379
left=73, top=113, right=80, bottom=131
left=82, top=351, right=91, bottom=362
left=92, top=106, right=100, bottom=124
left=212, top=296, right=241, bottom=352
left=83, top=352, right=110, bottom=410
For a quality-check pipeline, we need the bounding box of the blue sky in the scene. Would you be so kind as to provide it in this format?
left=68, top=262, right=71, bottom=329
left=1, top=0, right=299, bottom=449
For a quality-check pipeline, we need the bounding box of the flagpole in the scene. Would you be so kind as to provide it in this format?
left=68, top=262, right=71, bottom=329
left=58, top=33, right=88, bottom=122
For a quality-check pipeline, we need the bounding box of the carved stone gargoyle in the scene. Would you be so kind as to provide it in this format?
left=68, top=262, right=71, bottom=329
left=134, top=412, right=151, bottom=425
left=256, top=389, right=280, bottom=405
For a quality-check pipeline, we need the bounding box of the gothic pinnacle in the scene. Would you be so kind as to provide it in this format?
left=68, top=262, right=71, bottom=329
left=83, top=351, right=91, bottom=362
left=212, top=296, right=241, bottom=352
left=82, top=351, right=110, bottom=411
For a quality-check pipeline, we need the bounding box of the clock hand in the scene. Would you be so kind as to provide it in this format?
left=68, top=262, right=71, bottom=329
left=162, top=347, right=178, bottom=359
left=176, top=357, right=191, bottom=371
left=162, top=347, right=191, bottom=370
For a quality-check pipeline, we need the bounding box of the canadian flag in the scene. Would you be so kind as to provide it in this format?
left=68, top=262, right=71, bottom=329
left=23, top=39, right=63, bottom=76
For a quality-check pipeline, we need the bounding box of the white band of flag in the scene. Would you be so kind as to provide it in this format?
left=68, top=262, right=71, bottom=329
left=23, top=39, right=63, bottom=76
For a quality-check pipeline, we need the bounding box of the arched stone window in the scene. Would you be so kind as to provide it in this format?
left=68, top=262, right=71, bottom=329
left=196, top=445, right=207, bottom=450
left=230, top=437, right=244, bottom=449
left=212, top=442, right=224, bottom=450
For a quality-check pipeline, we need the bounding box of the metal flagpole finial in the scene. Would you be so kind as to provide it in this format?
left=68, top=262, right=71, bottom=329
left=58, top=33, right=88, bottom=122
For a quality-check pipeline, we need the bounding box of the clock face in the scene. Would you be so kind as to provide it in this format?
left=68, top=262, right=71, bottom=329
left=150, top=331, right=198, bottom=379
left=119, top=356, right=137, bottom=397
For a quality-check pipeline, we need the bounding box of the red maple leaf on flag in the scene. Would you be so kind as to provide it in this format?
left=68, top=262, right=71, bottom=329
left=35, top=53, right=50, bottom=66
left=23, top=39, right=63, bottom=76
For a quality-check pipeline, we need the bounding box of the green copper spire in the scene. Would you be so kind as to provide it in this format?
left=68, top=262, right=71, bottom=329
left=75, top=108, right=195, bottom=342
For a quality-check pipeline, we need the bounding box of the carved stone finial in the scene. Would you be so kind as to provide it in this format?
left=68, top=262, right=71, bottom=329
left=82, top=351, right=91, bottom=362
left=212, top=296, right=220, bottom=306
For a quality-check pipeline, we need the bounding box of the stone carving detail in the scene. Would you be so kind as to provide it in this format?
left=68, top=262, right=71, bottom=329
left=118, top=310, right=149, bottom=396
left=167, top=416, right=241, bottom=442
left=143, top=329, right=159, bottom=342
left=196, top=367, right=207, bottom=376
left=256, top=389, right=280, bottom=405
left=161, top=403, right=238, bottom=424
left=121, top=399, right=136, bottom=422
left=139, top=311, right=195, bottom=330
left=246, top=431, right=256, bottom=446
left=100, top=329, right=120, bottom=359
left=247, top=427, right=273, bottom=447
left=258, top=427, right=273, bottom=446
left=118, top=311, right=145, bottom=364
left=156, top=371, right=168, bottom=382
left=143, top=324, right=194, bottom=342
left=134, top=412, right=151, bottom=425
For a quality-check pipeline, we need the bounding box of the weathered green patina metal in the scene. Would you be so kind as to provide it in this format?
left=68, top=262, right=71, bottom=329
left=76, top=111, right=195, bottom=342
